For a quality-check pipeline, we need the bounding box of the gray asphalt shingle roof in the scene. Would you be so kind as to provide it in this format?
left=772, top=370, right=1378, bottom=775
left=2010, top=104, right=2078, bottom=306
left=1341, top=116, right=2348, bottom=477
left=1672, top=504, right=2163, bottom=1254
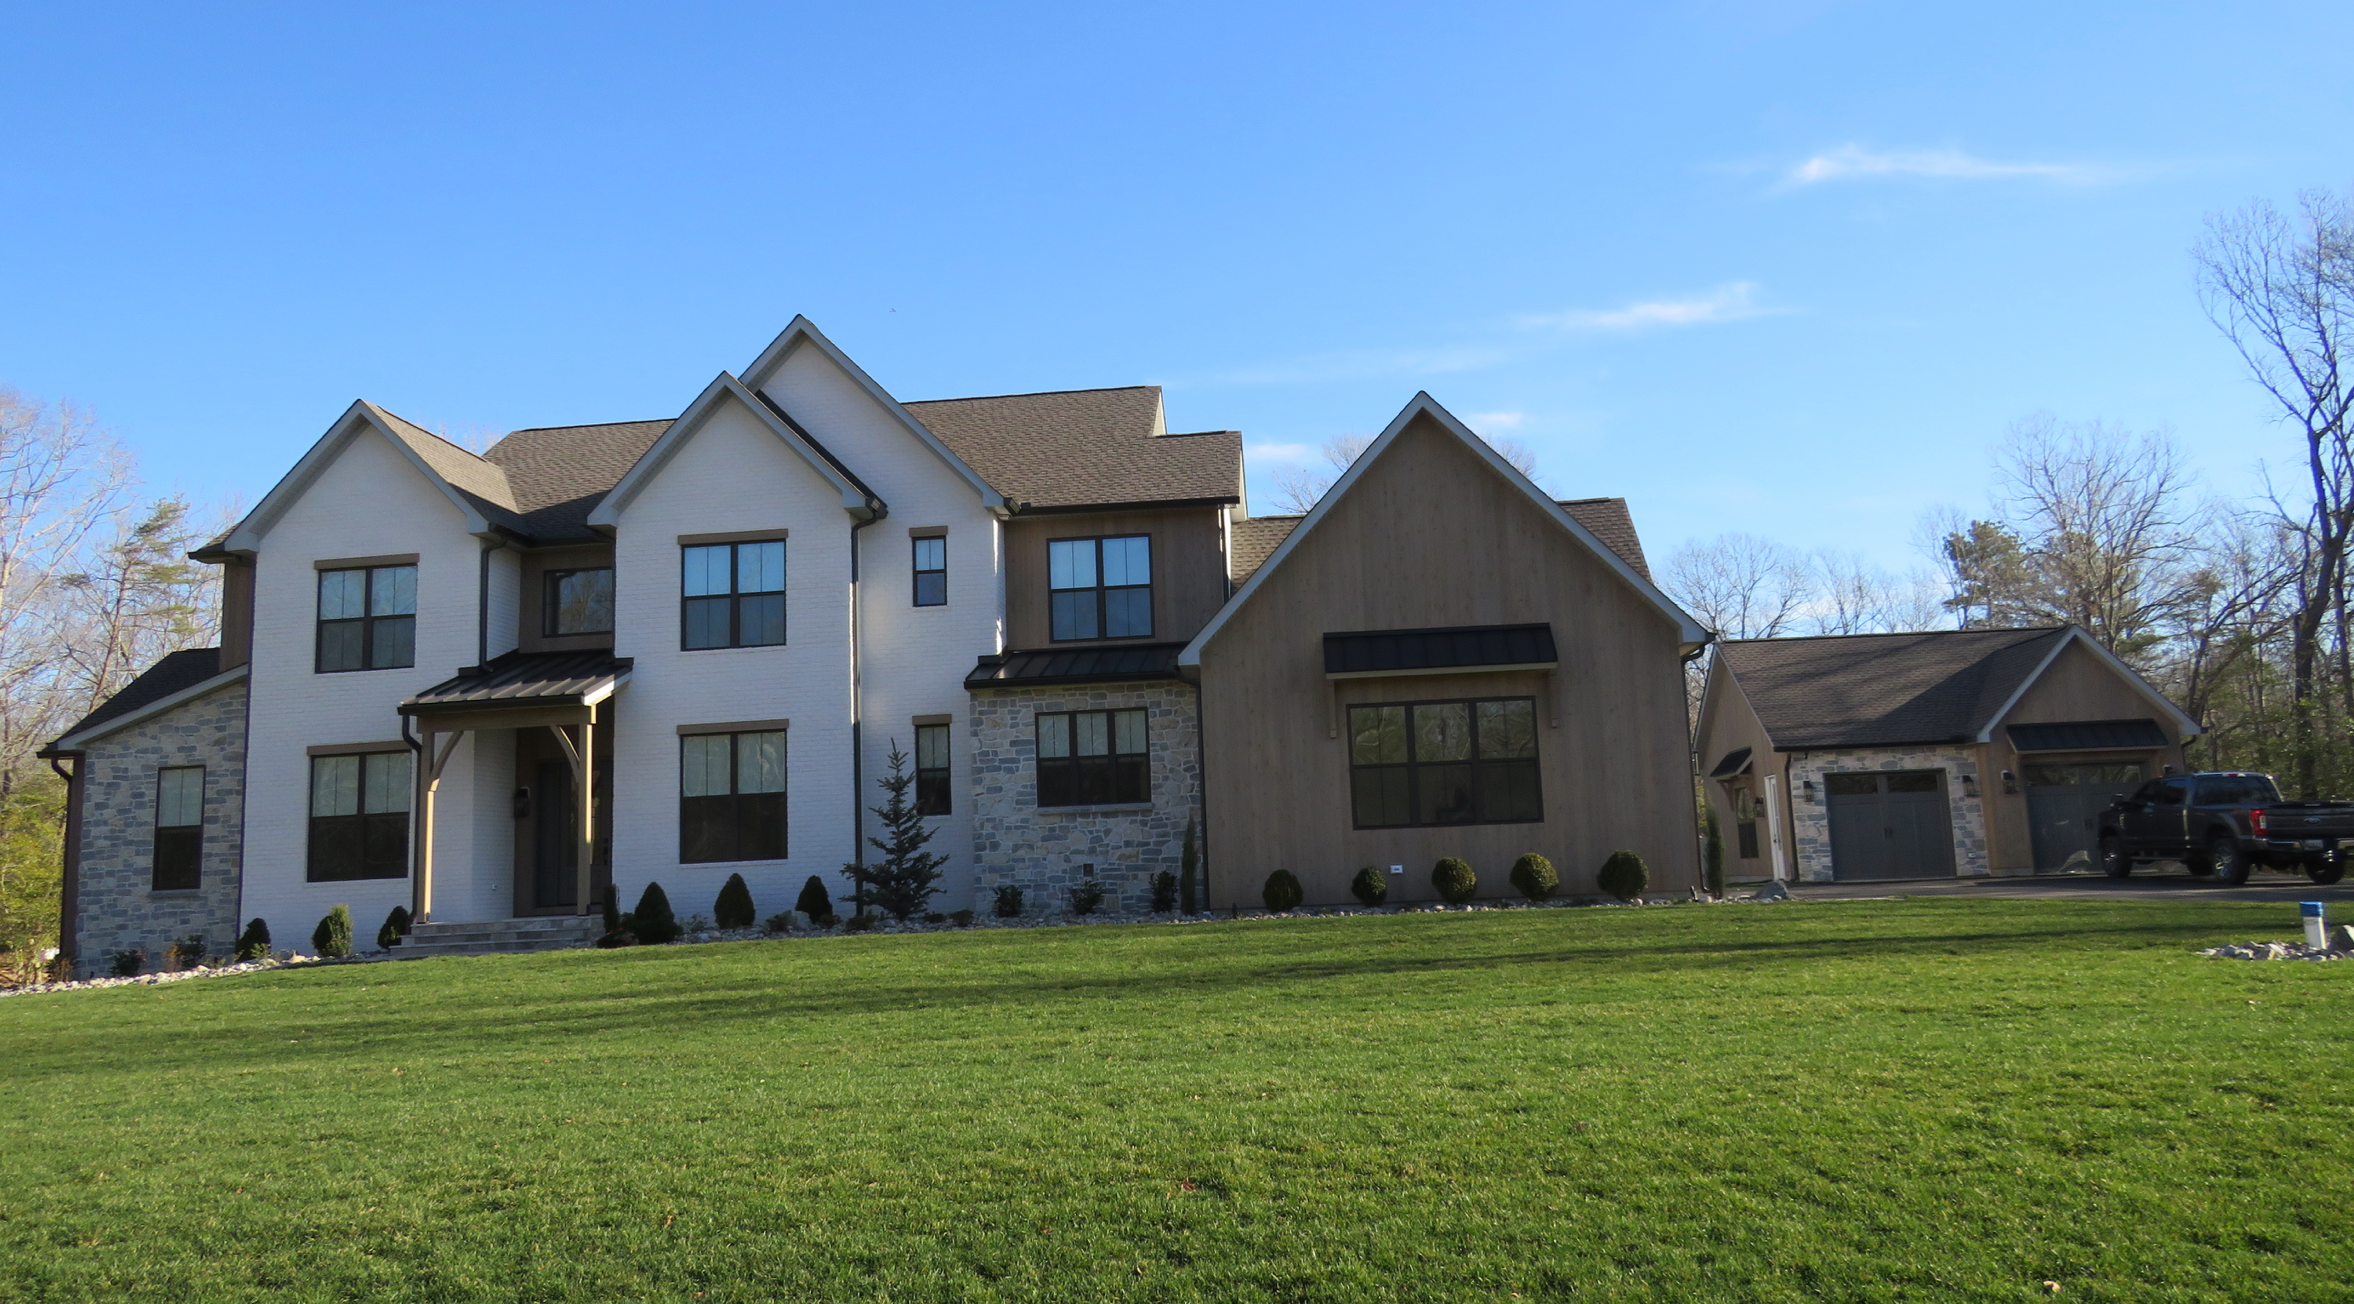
left=1718, top=626, right=2074, bottom=749
left=484, top=419, right=673, bottom=541
left=902, top=386, right=1242, bottom=510
left=48, top=648, right=223, bottom=748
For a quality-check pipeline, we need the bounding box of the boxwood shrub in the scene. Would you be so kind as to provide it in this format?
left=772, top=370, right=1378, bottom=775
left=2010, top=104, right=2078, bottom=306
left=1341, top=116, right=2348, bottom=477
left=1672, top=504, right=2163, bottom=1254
left=1262, top=869, right=1304, bottom=912
left=714, top=872, right=757, bottom=929
left=312, top=905, right=353, bottom=959
left=1597, top=850, right=1649, bottom=901
left=1350, top=865, right=1388, bottom=907
left=235, top=918, right=271, bottom=962
left=1509, top=853, right=1558, bottom=901
left=1432, top=857, right=1477, bottom=903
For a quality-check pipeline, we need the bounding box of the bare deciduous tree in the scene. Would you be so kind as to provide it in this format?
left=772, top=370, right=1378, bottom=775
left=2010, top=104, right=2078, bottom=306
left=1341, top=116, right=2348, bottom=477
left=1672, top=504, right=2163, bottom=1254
left=1664, top=534, right=1813, bottom=641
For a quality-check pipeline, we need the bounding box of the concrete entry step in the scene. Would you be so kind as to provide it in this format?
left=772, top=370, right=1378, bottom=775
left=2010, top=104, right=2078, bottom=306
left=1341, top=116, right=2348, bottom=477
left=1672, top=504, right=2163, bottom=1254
left=392, top=915, right=601, bottom=960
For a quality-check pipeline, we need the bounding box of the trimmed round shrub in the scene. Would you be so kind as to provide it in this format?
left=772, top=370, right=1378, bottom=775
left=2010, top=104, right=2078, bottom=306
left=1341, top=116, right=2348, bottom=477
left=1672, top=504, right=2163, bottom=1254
left=714, top=872, right=757, bottom=929
left=628, top=881, right=680, bottom=945
left=1432, top=857, right=1477, bottom=904
left=1262, top=869, right=1304, bottom=912
left=235, top=918, right=271, bottom=963
left=1597, top=850, right=1650, bottom=901
left=312, top=905, right=354, bottom=958
left=795, top=875, right=834, bottom=922
left=1509, top=853, right=1558, bottom=901
left=1350, top=865, right=1389, bottom=907
left=376, top=905, right=412, bottom=950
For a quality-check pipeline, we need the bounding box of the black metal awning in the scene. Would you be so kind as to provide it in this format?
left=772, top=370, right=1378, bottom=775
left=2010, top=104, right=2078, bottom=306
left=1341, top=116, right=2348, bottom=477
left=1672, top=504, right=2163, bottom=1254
left=400, top=650, right=633, bottom=716
left=1709, top=746, right=1754, bottom=779
left=2005, top=718, right=2169, bottom=753
left=965, top=642, right=1186, bottom=690
left=1322, top=623, right=1557, bottom=679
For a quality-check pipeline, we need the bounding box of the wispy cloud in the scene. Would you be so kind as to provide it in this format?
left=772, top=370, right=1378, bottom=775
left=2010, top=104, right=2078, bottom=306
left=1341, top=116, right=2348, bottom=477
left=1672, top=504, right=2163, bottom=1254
left=1782, top=145, right=2102, bottom=188
left=1468, top=411, right=1524, bottom=430
left=1518, top=282, right=1772, bottom=333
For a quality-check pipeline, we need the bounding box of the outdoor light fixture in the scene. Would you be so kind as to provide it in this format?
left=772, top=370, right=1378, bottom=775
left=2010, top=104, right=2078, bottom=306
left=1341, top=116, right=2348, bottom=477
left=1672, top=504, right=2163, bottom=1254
left=1962, top=774, right=1980, bottom=799
left=2000, top=768, right=2018, bottom=795
left=1803, top=778, right=1817, bottom=802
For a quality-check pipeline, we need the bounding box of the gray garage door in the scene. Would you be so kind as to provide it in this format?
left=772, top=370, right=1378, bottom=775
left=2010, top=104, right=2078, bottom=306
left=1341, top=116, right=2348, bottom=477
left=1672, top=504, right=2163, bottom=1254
left=2023, top=762, right=2146, bottom=872
left=1825, top=770, right=1957, bottom=881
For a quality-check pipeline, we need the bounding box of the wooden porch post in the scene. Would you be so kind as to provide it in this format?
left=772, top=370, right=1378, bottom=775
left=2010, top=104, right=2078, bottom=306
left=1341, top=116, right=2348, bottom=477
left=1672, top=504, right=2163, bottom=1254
left=576, top=707, right=596, bottom=917
left=415, top=730, right=466, bottom=923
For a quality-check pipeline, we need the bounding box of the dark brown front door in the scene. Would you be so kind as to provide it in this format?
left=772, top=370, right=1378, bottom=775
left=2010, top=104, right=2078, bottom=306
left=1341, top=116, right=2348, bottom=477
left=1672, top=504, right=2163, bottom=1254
left=532, top=759, right=577, bottom=911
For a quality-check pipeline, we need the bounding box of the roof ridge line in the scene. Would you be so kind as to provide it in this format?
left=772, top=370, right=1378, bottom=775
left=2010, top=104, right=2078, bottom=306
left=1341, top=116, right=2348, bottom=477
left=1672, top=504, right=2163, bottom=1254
left=502, top=418, right=673, bottom=434
left=905, top=383, right=1161, bottom=404
left=1722, top=625, right=2066, bottom=645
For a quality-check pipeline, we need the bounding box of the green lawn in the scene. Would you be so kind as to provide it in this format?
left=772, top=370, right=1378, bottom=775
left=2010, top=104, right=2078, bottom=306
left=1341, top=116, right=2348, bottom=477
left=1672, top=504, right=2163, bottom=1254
left=1, top=899, right=2349, bottom=1303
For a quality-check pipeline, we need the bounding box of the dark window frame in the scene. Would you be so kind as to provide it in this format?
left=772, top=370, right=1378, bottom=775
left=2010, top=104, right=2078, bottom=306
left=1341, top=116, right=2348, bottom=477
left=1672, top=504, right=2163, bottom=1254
left=152, top=765, right=204, bottom=891
left=543, top=566, right=616, bottom=636
left=912, top=536, right=946, bottom=608
left=1035, top=708, right=1149, bottom=807
left=681, top=540, right=787, bottom=651
left=679, top=729, right=789, bottom=864
left=915, top=723, right=951, bottom=815
left=1047, top=535, right=1153, bottom=641
left=1346, top=696, right=1543, bottom=829
left=306, top=751, right=412, bottom=883
left=315, top=564, right=417, bottom=673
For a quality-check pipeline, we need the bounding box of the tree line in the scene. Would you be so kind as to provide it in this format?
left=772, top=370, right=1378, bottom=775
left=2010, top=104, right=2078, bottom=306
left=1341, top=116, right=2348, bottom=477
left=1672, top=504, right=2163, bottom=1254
left=1664, top=189, right=2354, bottom=800
left=0, top=387, right=220, bottom=981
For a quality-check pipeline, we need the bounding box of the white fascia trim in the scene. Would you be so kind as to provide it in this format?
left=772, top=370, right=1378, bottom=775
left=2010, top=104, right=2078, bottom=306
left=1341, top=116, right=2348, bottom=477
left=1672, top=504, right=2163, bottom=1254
left=1179, top=391, right=1708, bottom=669
left=581, top=669, right=631, bottom=707
left=587, top=373, right=871, bottom=528
left=1970, top=626, right=2203, bottom=743
left=224, top=401, right=497, bottom=553
left=740, top=315, right=1008, bottom=512
left=53, top=665, right=250, bottom=752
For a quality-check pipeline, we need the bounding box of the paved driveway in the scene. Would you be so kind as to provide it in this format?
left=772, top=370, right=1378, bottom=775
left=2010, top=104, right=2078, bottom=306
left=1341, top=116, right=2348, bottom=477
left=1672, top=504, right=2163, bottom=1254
left=1771, top=864, right=2354, bottom=905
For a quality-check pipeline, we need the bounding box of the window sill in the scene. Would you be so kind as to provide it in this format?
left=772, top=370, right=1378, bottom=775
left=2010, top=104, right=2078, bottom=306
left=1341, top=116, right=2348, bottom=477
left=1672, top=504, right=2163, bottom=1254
left=146, top=889, right=202, bottom=898
left=1037, top=801, right=1156, bottom=814
left=678, top=643, right=788, bottom=655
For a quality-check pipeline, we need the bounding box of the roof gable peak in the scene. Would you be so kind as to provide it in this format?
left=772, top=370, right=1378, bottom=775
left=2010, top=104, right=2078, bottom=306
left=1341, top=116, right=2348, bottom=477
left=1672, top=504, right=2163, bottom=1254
left=585, top=372, right=876, bottom=528
left=222, top=400, right=521, bottom=554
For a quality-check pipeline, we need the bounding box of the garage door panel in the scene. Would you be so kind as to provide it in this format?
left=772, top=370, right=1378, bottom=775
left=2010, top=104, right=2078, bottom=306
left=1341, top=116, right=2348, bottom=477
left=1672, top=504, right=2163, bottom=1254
left=1825, top=770, right=1956, bottom=882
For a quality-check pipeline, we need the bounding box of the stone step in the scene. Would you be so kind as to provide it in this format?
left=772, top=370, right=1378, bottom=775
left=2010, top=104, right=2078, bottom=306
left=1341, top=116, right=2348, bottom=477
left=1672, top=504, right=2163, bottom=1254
left=392, top=934, right=596, bottom=960
left=389, top=915, right=601, bottom=960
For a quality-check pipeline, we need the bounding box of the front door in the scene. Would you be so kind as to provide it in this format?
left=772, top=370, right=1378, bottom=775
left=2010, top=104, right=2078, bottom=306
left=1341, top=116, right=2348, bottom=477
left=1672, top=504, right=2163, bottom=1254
left=2024, top=761, right=2147, bottom=871
left=1825, top=770, right=1958, bottom=881
left=531, top=759, right=577, bottom=911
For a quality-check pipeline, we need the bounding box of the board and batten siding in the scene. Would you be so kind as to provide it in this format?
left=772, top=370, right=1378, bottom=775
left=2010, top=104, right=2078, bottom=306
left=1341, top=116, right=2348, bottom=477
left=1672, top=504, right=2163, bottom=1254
left=1694, top=660, right=1788, bottom=882
left=1002, top=506, right=1229, bottom=650
left=1982, top=639, right=2189, bottom=873
left=1195, top=412, right=1698, bottom=907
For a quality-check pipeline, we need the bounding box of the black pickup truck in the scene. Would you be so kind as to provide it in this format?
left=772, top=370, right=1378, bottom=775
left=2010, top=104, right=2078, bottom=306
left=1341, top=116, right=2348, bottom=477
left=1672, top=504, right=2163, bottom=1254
left=2097, top=771, right=2354, bottom=885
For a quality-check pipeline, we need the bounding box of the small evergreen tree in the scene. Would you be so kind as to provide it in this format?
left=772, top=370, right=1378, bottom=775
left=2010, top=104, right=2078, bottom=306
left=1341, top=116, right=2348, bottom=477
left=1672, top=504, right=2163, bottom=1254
left=714, top=873, right=757, bottom=929
left=1703, top=804, right=1726, bottom=896
left=1509, top=853, right=1558, bottom=901
left=1597, top=850, right=1650, bottom=901
left=376, top=906, right=412, bottom=950
left=312, top=905, right=353, bottom=958
left=1432, top=857, right=1477, bottom=903
left=795, top=875, right=834, bottom=922
left=627, top=881, right=680, bottom=945
left=169, top=935, right=208, bottom=969
left=1179, top=815, right=1199, bottom=914
left=1350, top=865, right=1388, bottom=907
left=1150, top=870, right=1178, bottom=912
left=1262, top=869, right=1304, bottom=912
left=992, top=884, right=1024, bottom=918
left=109, top=949, right=144, bottom=977
left=1067, top=879, right=1106, bottom=915
left=235, top=918, right=271, bottom=962
left=846, top=742, right=949, bottom=921
left=602, top=890, right=622, bottom=936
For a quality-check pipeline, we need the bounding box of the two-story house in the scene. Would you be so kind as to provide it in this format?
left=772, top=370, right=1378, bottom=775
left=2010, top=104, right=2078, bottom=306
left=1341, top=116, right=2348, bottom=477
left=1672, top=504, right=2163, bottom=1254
left=45, top=319, right=1707, bottom=973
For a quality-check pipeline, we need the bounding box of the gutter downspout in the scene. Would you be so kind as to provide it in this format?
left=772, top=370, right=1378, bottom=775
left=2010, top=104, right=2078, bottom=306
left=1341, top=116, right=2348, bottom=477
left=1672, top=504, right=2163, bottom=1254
left=1682, top=636, right=1714, bottom=886
left=476, top=538, right=502, bottom=667
left=849, top=501, right=888, bottom=882
left=47, top=754, right=81, bottom=976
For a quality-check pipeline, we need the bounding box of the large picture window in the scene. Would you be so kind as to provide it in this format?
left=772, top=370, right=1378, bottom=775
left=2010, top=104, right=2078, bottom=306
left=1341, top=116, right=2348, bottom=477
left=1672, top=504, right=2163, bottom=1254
left=545, top=567, right=615, bottom=636
left=316, top=564, right=416, bottom=672
left=913, top=537, right=946, bottom=607
left=680, top=730, right=787, bottom=862
left=1048, top=536, right=1151, bottom=640
left=153, top=766, right=204, bottom=891
left=1348, top=698, right=1540, bottom=828
left=915, top=723, right=951, bottom=815
left=308, top=751, right=412, bottom=882
left=1037, top=709, right=1148, bottom=806
left=682, top=540, right=786, bottom=650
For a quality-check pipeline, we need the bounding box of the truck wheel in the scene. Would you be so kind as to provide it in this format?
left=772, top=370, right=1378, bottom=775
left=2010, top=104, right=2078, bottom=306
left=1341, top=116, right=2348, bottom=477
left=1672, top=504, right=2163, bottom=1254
left=2205, top=835, right=2253, bottom=886
left=2098, top=835, right=2133, bottom=878
left=2309, top=860, right=2346, bottom=886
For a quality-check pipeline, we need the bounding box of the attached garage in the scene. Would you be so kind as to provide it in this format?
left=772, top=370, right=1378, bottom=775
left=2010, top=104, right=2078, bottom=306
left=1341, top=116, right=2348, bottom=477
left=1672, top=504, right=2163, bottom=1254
left=1825, top=770, right=1957, bottom=881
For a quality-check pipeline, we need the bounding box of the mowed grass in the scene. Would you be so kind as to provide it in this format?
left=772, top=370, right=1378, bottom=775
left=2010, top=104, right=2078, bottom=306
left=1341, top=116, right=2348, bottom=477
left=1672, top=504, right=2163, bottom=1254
left=2, top=900, right=2350, bottom=1303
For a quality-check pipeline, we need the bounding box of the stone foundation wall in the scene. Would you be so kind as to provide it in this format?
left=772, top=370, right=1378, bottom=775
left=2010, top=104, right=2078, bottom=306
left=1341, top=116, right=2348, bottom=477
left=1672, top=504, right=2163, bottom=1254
left=71, top=682, right=247, bottom=976
left=968, top=680, right=1200, bottom=914
left=1786, top=745, right=1988, bottom=881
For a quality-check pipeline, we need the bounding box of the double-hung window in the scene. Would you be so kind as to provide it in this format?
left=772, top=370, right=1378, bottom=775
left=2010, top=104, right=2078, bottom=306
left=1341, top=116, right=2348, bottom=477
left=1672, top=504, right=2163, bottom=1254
left=152, top=766, right=204, bottom=891
left=308, top=751, right=413, bottom=881
left=1348, top=698, right=1540, bottom=828
left=545, top=567, right=614, bottom=636
left=1036, top=709, right=1148, bottom=806
left=682, top=540, right=786, bottom=649
left=912, top=537, right=946, bottom=607
left=316, top=564, right=416, bottom=671
left=680, top=730, right=787, bottom=862
left=1048, top=536, right=1151, bottom=640
left=915, top=723, right=951, bottom=815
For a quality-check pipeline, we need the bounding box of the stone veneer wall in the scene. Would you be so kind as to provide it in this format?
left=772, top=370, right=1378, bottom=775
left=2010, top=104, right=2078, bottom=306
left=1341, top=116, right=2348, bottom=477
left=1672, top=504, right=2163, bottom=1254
left=71, top=681, right=248, bottom=976
left=1785, top=745, right=1988, bottom=881
left=968, top=680, right=1200, bottom=914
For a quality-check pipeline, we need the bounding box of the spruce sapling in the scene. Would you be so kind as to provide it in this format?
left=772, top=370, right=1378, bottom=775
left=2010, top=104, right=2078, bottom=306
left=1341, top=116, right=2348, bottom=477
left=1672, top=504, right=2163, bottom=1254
left=845, top=741, right=949, bottom=920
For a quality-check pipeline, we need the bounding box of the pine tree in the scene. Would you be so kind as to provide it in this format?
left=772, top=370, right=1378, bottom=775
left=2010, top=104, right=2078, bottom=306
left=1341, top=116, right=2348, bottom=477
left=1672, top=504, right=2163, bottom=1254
left=794, top=875, right=834, bottom=922
left=713, top=872, right=756, bottom=929
left=846, top=741, right=949, bottom=921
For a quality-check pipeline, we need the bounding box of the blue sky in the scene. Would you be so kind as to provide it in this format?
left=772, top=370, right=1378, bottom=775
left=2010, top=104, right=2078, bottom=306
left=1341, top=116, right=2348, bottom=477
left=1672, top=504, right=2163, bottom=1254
left=6, top=1, right=2352, bottom=571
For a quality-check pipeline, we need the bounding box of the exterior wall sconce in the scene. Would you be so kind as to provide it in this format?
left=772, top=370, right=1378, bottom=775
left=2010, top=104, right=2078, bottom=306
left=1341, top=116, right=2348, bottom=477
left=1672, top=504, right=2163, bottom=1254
left=1802, top=778, right=1818, bottom=803
left=2000, top=769, right=2018, bottom=795
left=1961, top=774, right=1980, bottom=799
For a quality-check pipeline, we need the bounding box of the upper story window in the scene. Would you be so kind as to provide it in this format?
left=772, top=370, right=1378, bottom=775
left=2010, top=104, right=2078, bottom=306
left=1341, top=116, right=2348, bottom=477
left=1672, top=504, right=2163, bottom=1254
left=683, top=540, right=785, bottom=650
left=1037, top=708, right=1148, bottom=806
left=308, top=751, right=413, bottom=882
left=680, top=729, right=787, bottom=862
left=545, top=568, right=614, bottom=636
left=317, top=564, right=416, bottom=672
left=1049, top=535, right=1151, bottom=641
left=913, top=537, right=946, bottom=607
left=1348, top=697, right=1540, bottom=829
left=915, top=723, right=950, bottom=815
left=153, top=766, right=204, bottom=891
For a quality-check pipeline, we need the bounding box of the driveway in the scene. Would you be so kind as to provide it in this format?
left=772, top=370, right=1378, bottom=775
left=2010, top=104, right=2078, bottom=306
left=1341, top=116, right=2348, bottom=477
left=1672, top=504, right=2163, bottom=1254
left=1772, top=864, right=2354, bottom=906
